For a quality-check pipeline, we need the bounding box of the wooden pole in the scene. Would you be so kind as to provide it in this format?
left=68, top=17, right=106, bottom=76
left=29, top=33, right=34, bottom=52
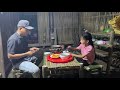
left=0, top=28, right=5, bottom=78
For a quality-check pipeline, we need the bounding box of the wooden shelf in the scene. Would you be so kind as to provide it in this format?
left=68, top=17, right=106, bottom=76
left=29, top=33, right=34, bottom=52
left=28, top=43, right=40, bottom=47
left=115, top=34, right=120, bottom=37
left=91, top=33, right=120, bottom=38
left=95, top=49, right=109, bottom=58
left=91, top=33, right=110, bottom=38
left=91, top=31, right=115, bottom=74
left=94, top=43, right=112, bottom=48
left=113, top=45, right=120, bottom=47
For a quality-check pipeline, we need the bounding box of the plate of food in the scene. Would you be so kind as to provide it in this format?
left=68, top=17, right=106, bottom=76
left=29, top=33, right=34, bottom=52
left=50, top=54, right=60, bottom=59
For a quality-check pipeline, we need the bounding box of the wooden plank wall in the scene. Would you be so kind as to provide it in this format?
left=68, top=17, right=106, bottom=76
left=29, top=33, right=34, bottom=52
left=37, top=12, right=81, bottom=46
left=37, top=12, right=51, bottom=46
left=0, top=12, right=20, bottom=77
left=19, top=12, right=39, bottom=44
left=79, top=12, right=120, bottom=33
left=0, top=12, right=81, bottom=77
left=53, top=12, right=80, bottom=46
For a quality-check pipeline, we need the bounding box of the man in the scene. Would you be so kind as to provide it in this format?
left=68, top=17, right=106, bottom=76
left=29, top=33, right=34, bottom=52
left=7, top=20, right=41, bottom=78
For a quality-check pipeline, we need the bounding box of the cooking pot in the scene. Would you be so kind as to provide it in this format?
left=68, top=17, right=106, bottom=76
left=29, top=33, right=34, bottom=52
left=50, top=45, right=64, bottom=53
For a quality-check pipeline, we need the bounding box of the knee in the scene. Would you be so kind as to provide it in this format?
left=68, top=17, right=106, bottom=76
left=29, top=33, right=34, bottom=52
left=25, top=65, right=40, bottom=74
left=32, top=66, right=40, bottom=74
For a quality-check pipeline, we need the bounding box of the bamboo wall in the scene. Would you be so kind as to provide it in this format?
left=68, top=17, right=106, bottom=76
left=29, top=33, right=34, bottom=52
left=79, top=12, right=120, bottom=33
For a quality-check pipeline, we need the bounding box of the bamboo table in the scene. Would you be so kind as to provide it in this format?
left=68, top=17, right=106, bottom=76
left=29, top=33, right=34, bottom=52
left=42, top=54, right=83, bottom=78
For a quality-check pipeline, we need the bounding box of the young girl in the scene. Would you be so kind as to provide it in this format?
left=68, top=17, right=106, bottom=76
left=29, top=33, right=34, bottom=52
left=68, top=33, right=95, bottom=66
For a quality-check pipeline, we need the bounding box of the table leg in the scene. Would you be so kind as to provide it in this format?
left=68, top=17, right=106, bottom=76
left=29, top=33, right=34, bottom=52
left=79, top=63, right=84, bottom=78
left=42, top=66, right=47, bottom=78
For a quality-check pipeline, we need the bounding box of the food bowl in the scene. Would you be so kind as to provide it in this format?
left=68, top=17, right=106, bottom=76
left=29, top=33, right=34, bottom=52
left=62, top=52, right=70, bottom=56
left=60, top=53, right=70, bottom=59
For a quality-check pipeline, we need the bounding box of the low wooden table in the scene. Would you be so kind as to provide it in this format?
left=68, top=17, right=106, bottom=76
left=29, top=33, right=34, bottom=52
left=42, top=54, right=83, bottom=78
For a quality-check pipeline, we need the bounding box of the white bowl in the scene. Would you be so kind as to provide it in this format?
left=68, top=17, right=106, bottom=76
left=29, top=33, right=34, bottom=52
left=60, top=55, right=66, bottom=59
left=60, top=53, right=70, bottom=59
left=44, top=52, right=51, bottom=55
left=62, top=53, right=70, bottom=56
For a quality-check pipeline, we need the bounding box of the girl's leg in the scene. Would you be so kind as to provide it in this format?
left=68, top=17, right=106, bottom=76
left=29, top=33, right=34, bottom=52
left=76, top=57, right=83, bottom=63
left=76, top=57, right=89, bottom=66
left=82, top=60, right=89, bottom=66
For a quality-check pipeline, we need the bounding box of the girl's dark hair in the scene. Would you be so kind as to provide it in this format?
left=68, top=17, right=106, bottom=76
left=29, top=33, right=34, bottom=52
left=82, top=32, right=94, bottom=47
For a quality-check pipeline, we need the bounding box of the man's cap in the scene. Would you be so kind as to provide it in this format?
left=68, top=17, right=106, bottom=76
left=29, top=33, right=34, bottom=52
left=17, top=20, right=34, bottom=30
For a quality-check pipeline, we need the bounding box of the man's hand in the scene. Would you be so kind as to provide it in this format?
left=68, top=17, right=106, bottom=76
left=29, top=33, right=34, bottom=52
left=30, top=47, right=40, bottom=52
left=26, top=50, right=36, bottom=56
left=8, top=50, right=37, bottom=59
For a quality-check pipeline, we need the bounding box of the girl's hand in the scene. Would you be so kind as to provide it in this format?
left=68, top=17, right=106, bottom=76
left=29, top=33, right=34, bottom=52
left=72, top=54, right=76, bottom=56
left=67, top=45, right=72, bottom=49
left=70, top=53, right=83, bottom=58
left=70, top=53, right=76, bottom=57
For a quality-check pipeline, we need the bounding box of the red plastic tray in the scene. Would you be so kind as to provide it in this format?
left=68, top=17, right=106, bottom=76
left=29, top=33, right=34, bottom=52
left=47, top=54, right=73, bottom=63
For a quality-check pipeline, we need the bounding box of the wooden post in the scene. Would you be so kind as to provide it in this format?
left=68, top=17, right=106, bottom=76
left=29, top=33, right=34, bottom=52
left=42, top=65, right=51, bottom=78
left=42, top=65, right=47, bottom=78
left=0, top=28, right=5, bottom=78
left=54, top=28, right=57, bottom=45
left=106, top=29, right=115, bottom=74
left=106, top=47, right=113, bottom=74
left=110, top=29, right=115, bottom=45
